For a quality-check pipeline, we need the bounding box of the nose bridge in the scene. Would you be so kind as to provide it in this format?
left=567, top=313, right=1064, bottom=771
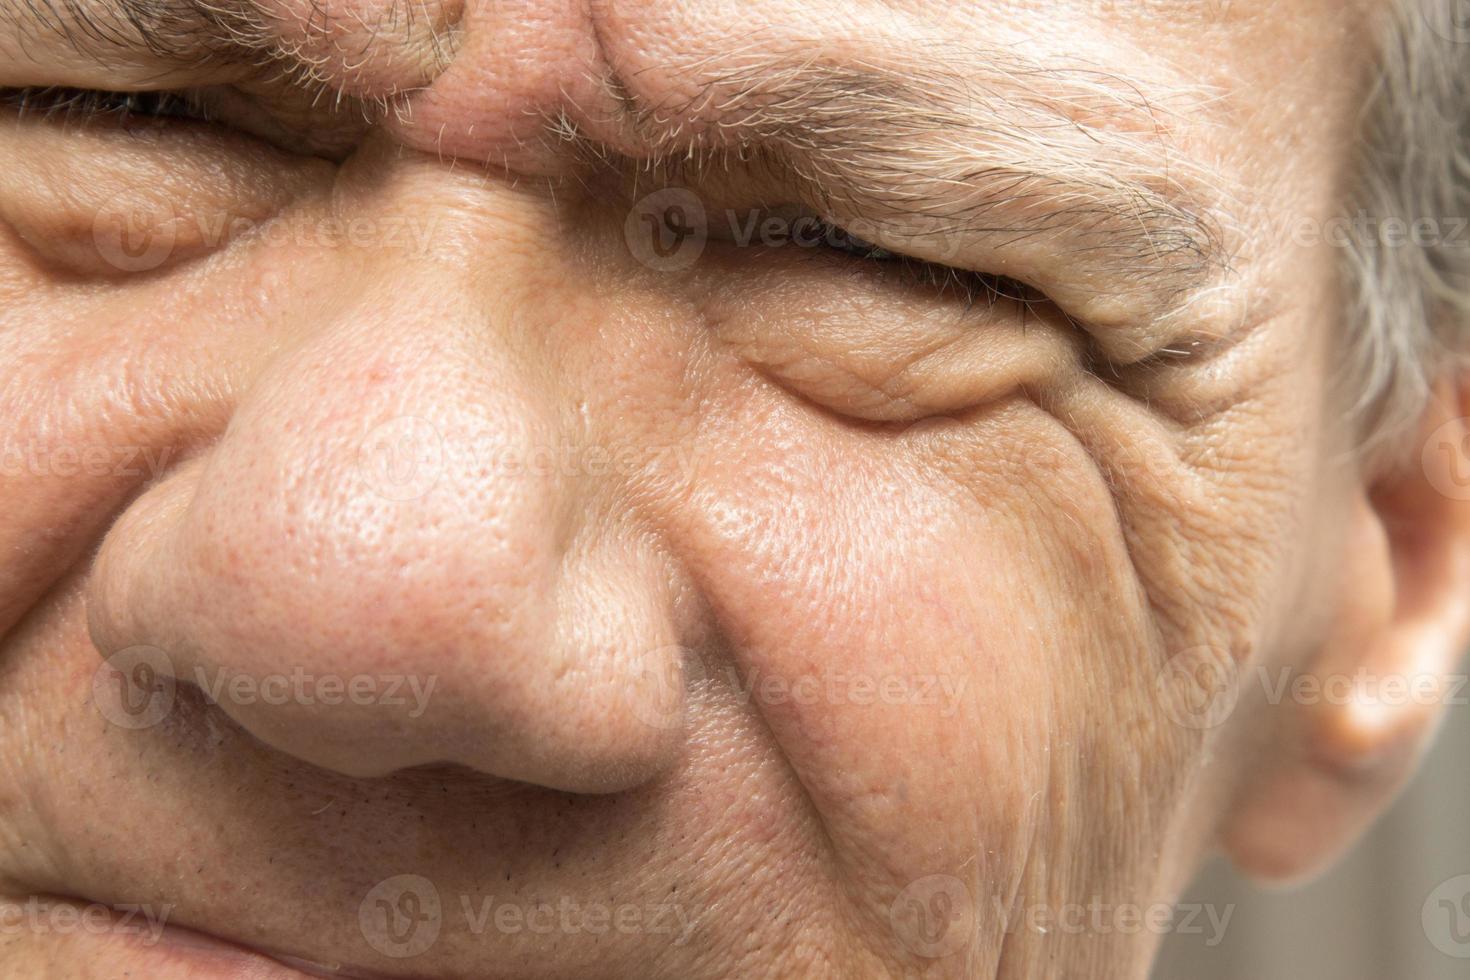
left=254, top=0, right=700, bottom=173
left=254, top=0, right=621, bottom=168
left=86, top=233, right=690, bottom=791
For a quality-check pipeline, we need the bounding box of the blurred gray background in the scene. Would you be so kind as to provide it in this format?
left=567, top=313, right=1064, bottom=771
left=1154, top=698, right=1470, bottom=979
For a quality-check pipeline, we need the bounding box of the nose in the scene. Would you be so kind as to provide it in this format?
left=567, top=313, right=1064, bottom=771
left=85, top=158, right=695, bottom=792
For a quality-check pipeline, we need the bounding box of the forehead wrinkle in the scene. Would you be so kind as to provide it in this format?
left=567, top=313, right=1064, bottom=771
left=612, top=42, right=1240, bottom=316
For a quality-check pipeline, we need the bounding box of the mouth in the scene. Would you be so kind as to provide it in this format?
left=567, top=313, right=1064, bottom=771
left=15, top=894, right=410, bottom=980
left=155, top=926, right=407, bottom=980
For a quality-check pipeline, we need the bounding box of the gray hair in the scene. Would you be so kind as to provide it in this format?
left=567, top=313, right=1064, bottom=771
left=1344, top=0, right=1470, bottom=460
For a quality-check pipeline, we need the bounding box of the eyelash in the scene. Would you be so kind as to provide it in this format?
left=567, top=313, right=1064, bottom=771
left=804, top=220, right=1048, bottom=317
left=0, top=86, right=211, bottom=124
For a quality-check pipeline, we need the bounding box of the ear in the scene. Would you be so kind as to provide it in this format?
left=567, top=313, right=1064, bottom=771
left=1221, top=378, right=1470, bottom=884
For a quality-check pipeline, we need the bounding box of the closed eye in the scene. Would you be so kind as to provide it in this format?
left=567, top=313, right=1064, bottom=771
left=817, top=218, right=1046, bottom=318
left=688, top=203, right=1057, bottom=323
left=0, top=84, right=361, bottom=159
left=0, top=86, right=213, bottom=124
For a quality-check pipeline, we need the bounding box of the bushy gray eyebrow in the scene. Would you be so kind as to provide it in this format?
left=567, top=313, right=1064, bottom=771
left=1, top=3, right=1239, bottom=327
left=1, top=0, right=254, bottom=64
left=596, top=48, right=1239, bottom=327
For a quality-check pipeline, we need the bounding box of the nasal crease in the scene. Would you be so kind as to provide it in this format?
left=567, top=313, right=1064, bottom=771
left=240, top=0, right=640, bottom=172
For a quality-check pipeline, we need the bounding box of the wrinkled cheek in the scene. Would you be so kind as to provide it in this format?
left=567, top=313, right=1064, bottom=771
left=669, top=390, right=1170, bottom=939
left=0, top=574, right=820, bottom=977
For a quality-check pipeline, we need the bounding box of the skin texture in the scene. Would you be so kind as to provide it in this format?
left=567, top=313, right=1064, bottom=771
left=3, top=0, right=1470, bottom=977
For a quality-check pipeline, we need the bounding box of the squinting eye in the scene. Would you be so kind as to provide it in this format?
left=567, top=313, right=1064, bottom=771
left=0, top=84, right=363, bottom=160
left=0, top=86, right=211, bottom=124
left=813, top=223, right=896, bottom=262
left=803, top=217, right=1047, bottom=315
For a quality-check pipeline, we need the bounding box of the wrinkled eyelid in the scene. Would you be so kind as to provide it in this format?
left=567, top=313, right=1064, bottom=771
left=769, top=217, right=1058, bottom=321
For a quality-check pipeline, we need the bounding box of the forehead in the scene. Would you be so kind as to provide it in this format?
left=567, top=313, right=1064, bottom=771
left=0, top=0, right=1376, bottom=82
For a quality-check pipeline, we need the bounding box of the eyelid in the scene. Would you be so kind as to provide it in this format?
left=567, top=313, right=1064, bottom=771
left=699, top=206, right=1053, bottom=318
left=0, top=83, right=367, bottom=160
left=0, top=28, right=245, bottom=91
left=811, top=221, right=1240, bottom=376
left=792, top=204, right=1246, bottom=369
left=693, top=250, right=1085, bottom=423
left=0, top=86, right=212, bottom=124
left=0, top=99, right=331, bottom=277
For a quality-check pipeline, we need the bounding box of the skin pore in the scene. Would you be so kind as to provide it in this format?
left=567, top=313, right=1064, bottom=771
left=4, top=0, right=1470, bottom=978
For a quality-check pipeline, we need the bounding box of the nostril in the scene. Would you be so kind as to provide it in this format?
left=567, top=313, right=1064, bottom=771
left=86, top=634, right=696, bottom=792
left=89, top=643, right=180, bottom=735
left=84, top=429, right=698, bottom=794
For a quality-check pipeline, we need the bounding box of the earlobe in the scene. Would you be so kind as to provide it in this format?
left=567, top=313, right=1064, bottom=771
left=1221, top=380, right=1470, bottom=884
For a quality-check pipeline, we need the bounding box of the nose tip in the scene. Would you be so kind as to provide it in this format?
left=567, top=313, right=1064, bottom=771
left=84, top=313, right=692, bottom=793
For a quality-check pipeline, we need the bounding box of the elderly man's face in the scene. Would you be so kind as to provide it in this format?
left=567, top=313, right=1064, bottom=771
left=4, top=0, right=1467, bottom=977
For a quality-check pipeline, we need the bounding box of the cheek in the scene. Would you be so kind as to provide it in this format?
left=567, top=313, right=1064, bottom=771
left=667, top=382, right=1173, bottom=899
